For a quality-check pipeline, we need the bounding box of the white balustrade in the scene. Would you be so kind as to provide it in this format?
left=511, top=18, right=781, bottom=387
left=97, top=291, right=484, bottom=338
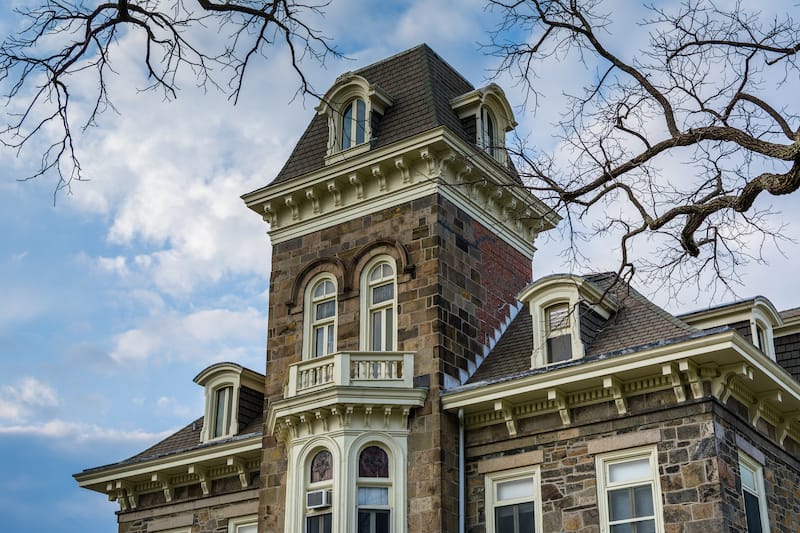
left=286, top=352, right=414, bottom=397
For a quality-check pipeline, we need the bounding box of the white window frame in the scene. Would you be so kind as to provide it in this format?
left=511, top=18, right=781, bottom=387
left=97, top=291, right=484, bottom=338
left=485, top=465, right=542, bottom=533
left=739, top=451, right=770, bottom=533
left=201, top=376, right=240, bottom=442
left=228, top=515, right=258, bottom=533
left=304, top=274, right=338, bottom=360
left=356, top=444, right=393, bottom=533
left=596, top=445, right=664, bottom=533
left=340, top=98, right=367, bottom=151
left=750, top=308, right=776, bottom=360
left=306, top=447, right=335, bottom=533
left=360, top=256, right=398, bottom=352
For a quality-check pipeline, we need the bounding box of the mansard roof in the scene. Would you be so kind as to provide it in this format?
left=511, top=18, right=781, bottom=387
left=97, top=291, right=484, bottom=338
left=467, top=273, right=697, bottom=385
left=271, top=44, right=519, bottom=185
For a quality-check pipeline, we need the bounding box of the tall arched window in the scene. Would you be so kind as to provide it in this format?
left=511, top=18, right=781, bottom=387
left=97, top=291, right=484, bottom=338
left=357, top=445, right=391, bottom=533
left=481, top=106, right=497, bottom=158
left=341, top=98, right=367, bottom=150
left=306, top=449, right=333, bottom=533
left=305, top=276, right=337, bottom=359
left=363, top=260, right=396, bottom=351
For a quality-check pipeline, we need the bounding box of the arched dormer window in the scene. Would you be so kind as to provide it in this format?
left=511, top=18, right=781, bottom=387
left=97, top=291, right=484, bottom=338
left=481, top=106, right=497, bottom=159
left=305, top=275, right=338, bottom=359
left=357, top=445, right=391, bottom=533
left=316, top=73, right=392, bottom=163
left=361, top=258, right=397, bottom=351
left=545, top=302, right=572, bottom=364
left=451, top=83, right=517, bottom=165
left=194, top=363, right=265, bottom=443
left=306, top=448, right=334, bottom=533
left=341, top=98, right=367, bottom=150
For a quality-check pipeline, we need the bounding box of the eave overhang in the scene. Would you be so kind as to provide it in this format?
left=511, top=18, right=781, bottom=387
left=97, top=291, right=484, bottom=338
left=441, top=329, right=800, bottom=443
left=241, top=126, right=560, bottom=258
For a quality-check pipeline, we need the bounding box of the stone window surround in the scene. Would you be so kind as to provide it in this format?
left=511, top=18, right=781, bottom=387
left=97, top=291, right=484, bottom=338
left=484, top=465, right=542, bottom=533
left=595, top=445, right=665, bottom=533
left=285, top=432, right=408, bottom=533
left=303, top=273, right=339, bottom=360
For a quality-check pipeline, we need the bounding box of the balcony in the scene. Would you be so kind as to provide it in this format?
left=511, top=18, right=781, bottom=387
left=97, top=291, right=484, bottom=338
left=285, top=351, right=415, bottom=398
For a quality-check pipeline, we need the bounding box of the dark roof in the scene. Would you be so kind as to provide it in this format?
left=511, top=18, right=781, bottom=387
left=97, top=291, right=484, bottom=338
left=270, top=44, right=519, bottom=185
left=467, top=273, right=696, bottom=384
left=781, top=307, right=800, bottom=321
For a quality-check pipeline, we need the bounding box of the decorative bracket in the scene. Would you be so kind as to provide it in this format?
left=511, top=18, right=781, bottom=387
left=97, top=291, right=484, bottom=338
left=285, top=196, right=299, bottom=221
left=262, top=202, right=277, bottom=227
left=750, top=390, right=783, bottom=427
left=349, top=173, right=364, bottom=199
left=777, top=410, right=800, bottom=445
left=151, top=473, right=173, bottom=503
left=372, top=165, right=387, bottom=191
left=678, top=359, right=704, bottom=400
left=305, top=189, right=320, bottom=214
left=227, top=457, right=249, bottom=489
left=395, top=157, right=411, bottom=184
left=364, top=405, right=373, bottom=427
left=419, top=148, right=435, bottom=176
left=494, top=399, right=517, bottom=437
left=711, top=363, right=753, bottom=403
left=548, top=389, right=571, bottom=425
left=383, top=407, right=393, bottom=428
left=327, top=181, right=342, bottom=207
left=662, top=363, right=686, bottom=403
left=603, top=377, right=627, bottom=416
left=315, top=409, right=329, bottom=432
left=188, top=465, right=210, bottom=496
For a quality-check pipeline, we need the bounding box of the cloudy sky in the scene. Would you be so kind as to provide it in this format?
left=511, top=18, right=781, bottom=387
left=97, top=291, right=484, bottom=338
left=0, top=1, right=797, bottom=531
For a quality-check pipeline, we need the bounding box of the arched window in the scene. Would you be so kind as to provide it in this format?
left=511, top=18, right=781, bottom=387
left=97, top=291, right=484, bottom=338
left=364, top=260, right=396, bottom=351
left=545, top=302, right=572, bottom=363
left=481, top=106, right=497, bottom=158
left=305, top=276, right=337, bottom=359
left=341, top=98, right=367, bottom=150
left=212, top=385, right=233, bottom=438
left=357, top=446, right=391, bottom=533
left=306, top=449, right=333, bottom=533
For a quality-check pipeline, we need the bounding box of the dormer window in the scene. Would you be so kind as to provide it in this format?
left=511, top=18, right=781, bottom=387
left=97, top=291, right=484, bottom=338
left=450, top=83, right=517, bottom=166
left=194, top=363, right=265, bottom=443
left=212, top=385, right=234, bottom=438
left=481, top=106, right=497, bottom=159
left=546, top=303, right=572, bottom=363
left=342, top=99, right=367, bottom=150
left=317, top=73, right=392, bottom=163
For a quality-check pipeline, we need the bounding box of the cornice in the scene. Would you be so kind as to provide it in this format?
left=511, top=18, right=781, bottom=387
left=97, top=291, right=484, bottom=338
left=241, top=127, right=559, bottom=258
left=442, top=330, right=800, bottom=448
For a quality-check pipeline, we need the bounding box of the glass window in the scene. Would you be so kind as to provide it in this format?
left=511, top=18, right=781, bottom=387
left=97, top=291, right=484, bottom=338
left=597, top=447, right=663, bottom=533
left=739, top=453, right=770, bottom=533
left=310, top=450, right=333, bottom=483
left=306, top=448, right=334, bottom=533
left=545, top=303, right=572, bottom=364
left=357, top=445, right=392, bottom=533
left=485, top=467, right=540, bottom=533
left=307, top=277, right=337, bottom=359
left=306, top=513, right=332, bottom=533
left=365, top=261, right=396, bottom=351
left=213, top=386, right=233, bottom=438
left=341, top=99, right=367, bottom=150
left=481, top=106, right=500, bottom=159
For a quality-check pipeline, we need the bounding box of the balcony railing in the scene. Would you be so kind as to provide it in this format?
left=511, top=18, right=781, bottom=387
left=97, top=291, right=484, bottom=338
left=286, top=352, right=415, bottom=397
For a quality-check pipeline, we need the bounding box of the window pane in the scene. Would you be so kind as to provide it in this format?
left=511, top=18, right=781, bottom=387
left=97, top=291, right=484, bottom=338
left=307, top=513, right=332, bottom=533
left=609, top=458, right=651, bottom=483
left=744, top=491, right=763, bottom=533
left=635, top=520, right=656, bottom=533
left=370, top=263, right=393, bottom=282
left=633, top=485, right=654, bottom=516
left=374, top=509, right=390, bottom=533
left=495, top=505, right=516, bottom=532
left=547, top=304, right=569, bottom=331
left=518, top=501, right=535, bottom=532
left=213, top=387, right=230, bottom=437
left=355, top=99, right=366, bottom=145
left=497, top=478, right=533, bottom=501
left=610, top=524, right=633, bottom=533
left=385, top=309, right=393, bottom=350
left=237, top=524, right=257, bottom=533
left=314, top=280, right=334, bottom=299
left=371, top=311, right=382, bottom=351
left=609, top=488, right=633, bottom=521
left=357, top=511, right=371, bottom=533
left=359, top=446, right=389, bottom=477
left=546, top=334, right=572, bottom=363
left=310, top=450, right=333, bottom=482
left=372, top=283, right=393, bottom=304
left=342, top=104, right=353, bottom=149
left=358, top=486, right=389, bottom=505
left=314, top=327, right=325, bottom=357
left=740, top=463, right=757, bottom=492
left=327, top=326, right=334, bottom=355
left=316, top=300, right=335, bottom=320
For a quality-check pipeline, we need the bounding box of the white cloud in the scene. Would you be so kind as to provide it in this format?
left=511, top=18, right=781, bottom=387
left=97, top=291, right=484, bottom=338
left=0, top=377, right=60, bottom=422
left=0, top=419, right=173, bottom=443
left=156, top=396, right=192, bottom=418
left=109, top=306, right=265, bottom=366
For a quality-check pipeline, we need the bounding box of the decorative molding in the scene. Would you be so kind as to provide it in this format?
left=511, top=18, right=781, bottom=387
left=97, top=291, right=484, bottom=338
left=548, top=389, right=571, bottom=425
left=495, top=399, right=517, bottom=437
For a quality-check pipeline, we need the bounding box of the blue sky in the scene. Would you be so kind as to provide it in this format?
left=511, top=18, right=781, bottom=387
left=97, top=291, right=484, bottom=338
left=0, top=1, right=798, bottom=532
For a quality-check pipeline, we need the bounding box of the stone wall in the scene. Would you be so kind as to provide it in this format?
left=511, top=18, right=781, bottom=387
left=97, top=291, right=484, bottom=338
left=463, top=395, right=800, bottom=533
left=259, top=193, right=532, bottom=533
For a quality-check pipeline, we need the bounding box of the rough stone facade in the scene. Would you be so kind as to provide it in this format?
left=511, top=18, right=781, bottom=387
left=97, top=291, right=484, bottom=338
left=463, top=391, right=800, bottom=533
left=259, top=192, right=532, bottom=533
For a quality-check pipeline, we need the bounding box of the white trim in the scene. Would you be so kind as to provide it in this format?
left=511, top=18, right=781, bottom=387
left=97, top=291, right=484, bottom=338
left=738, top=451, right=771, bottom=533
left=484, top=465, right=542, bottom=533
left=228, top=514, right=258, bottom=533
left=595, top=445, right=664, bottom=533
left=304, top=273, right=338, bottom=360
left=360, top=256, right=398, bottom=352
